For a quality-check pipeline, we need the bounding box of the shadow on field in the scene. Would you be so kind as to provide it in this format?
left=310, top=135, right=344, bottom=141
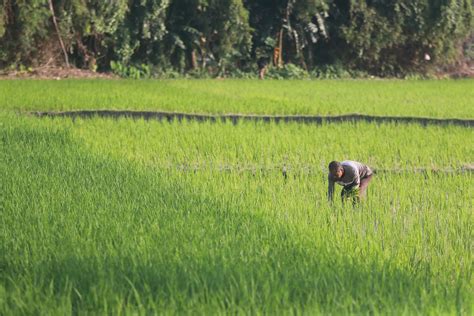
left=1, top=119, right=458, bottom=314
left=25, top=253, right=441, bottom=313
left=32, top=110, right=474, bottom=127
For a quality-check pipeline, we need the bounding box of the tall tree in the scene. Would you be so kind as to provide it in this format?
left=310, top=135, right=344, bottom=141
left=164, top=0, right=252, bottom=73
left=0, top=0, right=50, bottom=67
left=245, top=0, right=329, bottom=69
left=113, top=0, right=170, bottom=66
left=339, top=0, right=473, bottom=74
left=0, top=0, right=472, bottom=75
left=57, top=0, right=129, bottom=70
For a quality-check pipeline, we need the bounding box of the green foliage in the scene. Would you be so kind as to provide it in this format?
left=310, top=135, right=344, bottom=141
left=0, top=0, right=50, bottom=67
left=0, top=81, right=472, bottom=313
left=110, top=61, right=151, bottom=79
left=341, top=186, right=360, bottom=205
left=340, top=0, right=473, bottom=75
left=114, top=0, right=170, bottom=66
left=1, top=111, right=472, bottom=313
left=163, top=0, right=252, bottom=73
left=266, top=63, right=310, bottom=79
left=0, top=3, right=5, bottom=38
left=310, top=63, right=356, bottom=79
left=0, top=0, right=472, bottom=75
left=1, top=79, right=474, bottom=119
left=59, top=0, right=129, bottom=70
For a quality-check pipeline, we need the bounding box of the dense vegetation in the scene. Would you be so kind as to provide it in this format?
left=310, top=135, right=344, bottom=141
left=1, top=79, right=473, bottom=313
left=0, top=0, right=472, bottom=76
left=1, top=113, right=473, bottom=314
left=2, top=79, right=474, bottom=118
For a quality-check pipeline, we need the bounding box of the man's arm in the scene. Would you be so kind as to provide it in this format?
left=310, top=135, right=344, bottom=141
left=328, top=175, right=335, bottom=202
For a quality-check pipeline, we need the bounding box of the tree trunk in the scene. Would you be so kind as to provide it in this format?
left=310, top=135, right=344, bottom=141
left=191, top=49, right=197, bottom=69
left=278, top=28, right=283, bottom=67
left=48, top=0, right=69, bottom=67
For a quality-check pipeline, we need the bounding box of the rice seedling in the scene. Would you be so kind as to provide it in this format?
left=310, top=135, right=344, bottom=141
left=1, top=112, right=472, bottom=314
left=1, top=79, right=473, bottom=118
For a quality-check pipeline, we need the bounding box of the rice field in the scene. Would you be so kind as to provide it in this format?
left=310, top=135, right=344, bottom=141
left=1, top=79, right=473, bottom=118
left=1, top=79, right=473, bottom=314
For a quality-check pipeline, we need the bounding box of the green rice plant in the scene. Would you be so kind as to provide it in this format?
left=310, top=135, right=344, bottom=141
left=341, top=186, right=360, bottom=205
left=0, top=79, right=473, bottom=118
left=1, top=113, right=472, bottom=314
left=69, top=117, right=473, bottom=171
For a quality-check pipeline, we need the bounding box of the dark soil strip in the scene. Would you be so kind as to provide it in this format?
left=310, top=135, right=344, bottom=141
left=139, top=165, right=474, bottom=179
left=31, top=110, right=474, bottom=127
left=121, top=163, right=474, bottom=175
left=171, top=166, right=473, bottom=174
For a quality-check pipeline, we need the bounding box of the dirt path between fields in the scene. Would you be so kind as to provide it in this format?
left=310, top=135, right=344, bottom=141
left=31, top=110, right=474, bottom=127
left=155, top=164, right=474, bottom=175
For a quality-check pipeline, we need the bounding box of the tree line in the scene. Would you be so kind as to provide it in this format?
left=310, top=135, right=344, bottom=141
left=0, top=0, right=472, bottom=77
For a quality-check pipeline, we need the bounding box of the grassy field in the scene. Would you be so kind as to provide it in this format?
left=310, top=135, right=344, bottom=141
left=1, top=79, right=474, bottom=118
left=1, top=79, right=473, bottom=314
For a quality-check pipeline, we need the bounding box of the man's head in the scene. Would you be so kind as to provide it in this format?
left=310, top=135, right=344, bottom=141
left=329, top=161, right=344, bottom=179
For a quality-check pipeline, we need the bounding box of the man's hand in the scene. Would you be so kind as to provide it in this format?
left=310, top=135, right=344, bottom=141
left=341, top=185, right=360, bottom=205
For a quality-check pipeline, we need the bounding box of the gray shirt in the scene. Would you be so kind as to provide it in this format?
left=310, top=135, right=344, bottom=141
left=328, top=160, right=372, bottom=201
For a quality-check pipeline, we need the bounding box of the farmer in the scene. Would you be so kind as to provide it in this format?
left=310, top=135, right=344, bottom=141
left=327, top=160, right=373, bottom=205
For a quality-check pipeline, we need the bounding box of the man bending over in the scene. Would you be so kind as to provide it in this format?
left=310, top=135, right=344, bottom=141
left=328, top=160, right=373, bottom=205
